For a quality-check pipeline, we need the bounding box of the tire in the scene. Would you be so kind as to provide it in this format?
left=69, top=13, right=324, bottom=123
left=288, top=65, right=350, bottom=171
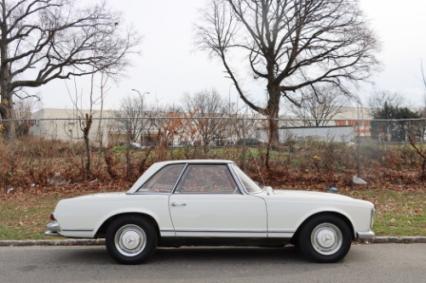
left=105, top=216, right=158, bottom=264
left=297, top=214, right=352, bottom=263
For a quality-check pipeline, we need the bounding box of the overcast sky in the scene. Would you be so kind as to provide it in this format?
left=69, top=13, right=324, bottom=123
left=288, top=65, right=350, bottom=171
left=37, top=0, right=426, bottom=110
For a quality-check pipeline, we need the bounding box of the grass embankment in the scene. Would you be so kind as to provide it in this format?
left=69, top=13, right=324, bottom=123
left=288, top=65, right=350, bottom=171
left=0, top=188, right=424, bottom=240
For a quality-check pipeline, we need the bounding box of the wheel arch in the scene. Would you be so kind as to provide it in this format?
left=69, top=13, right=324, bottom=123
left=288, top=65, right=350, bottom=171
left=94, top=212, right=161, bottom=239
left=292, top=211, right=356, bottom=242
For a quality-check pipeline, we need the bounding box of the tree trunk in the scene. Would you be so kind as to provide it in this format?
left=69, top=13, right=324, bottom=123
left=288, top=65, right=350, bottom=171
left=103, top=147, right=118, bottom=180
left=126, top=128, right=133, bottom=179
left=265, top=113, right=279, bottom=170
left=266, top=87, right=281, bottom=146
left=268, top=113, right=280, bottom=146
left=0, top=96, right=16, bottom=140
left=82, top=114, right=93, bottom=179
left=265, top=88, right=281, bottom=169
left=0, top=14, right=16, bottom=141
left=0, top=53, right=16, bottom=140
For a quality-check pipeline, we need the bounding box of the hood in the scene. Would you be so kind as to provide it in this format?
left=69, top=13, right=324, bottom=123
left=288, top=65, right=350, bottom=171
left=67, top=192, right=127, bottom=201
left=269, top=189, right=373, bottom=207
left=273, top=189, right=353, bottom=200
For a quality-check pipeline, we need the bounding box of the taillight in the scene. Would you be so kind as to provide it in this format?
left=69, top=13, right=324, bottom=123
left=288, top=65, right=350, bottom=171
left=50, top=213, right=56, bottom=221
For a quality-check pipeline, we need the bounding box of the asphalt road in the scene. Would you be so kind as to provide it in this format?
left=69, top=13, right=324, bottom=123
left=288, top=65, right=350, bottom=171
left=0, top=244, right=425, bottom=283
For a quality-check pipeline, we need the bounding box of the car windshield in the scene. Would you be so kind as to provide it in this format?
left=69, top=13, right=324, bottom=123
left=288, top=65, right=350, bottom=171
left=233, top=165, right=263, bottom=194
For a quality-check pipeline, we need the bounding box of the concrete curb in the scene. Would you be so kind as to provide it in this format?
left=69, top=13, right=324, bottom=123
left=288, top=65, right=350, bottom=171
left=370, top=236, right=426, bottom=244
left=0, top=237, right=425, bottom=247
left=0, top=239, right=105, bottom=247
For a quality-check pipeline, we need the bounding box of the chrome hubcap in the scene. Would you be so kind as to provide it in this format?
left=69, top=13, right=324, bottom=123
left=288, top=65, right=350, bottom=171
left=114, top=224, right=146, bottom=257
left=311, top=223, right=343, bottom=256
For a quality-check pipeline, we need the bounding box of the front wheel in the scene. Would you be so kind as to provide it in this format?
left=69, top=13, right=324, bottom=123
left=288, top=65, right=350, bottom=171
left=105, top=216, right=158, bottom=264
left=297, top=214, right=352, bottom=263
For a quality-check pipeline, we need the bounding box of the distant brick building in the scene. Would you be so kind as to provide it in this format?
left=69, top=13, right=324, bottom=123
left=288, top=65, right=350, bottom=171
left=333, top=107, right=372, bottom=137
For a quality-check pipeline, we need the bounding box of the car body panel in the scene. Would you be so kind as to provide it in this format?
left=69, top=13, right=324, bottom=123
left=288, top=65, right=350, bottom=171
left=263, top=190, right=373, bottom=238
left=54, top=193, right=174, bottom=238
left=48, top=160, right=375, bottom=242
left=169, top=194, right=267, bottom=238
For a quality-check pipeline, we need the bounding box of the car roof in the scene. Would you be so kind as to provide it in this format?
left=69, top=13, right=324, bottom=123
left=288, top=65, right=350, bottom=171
left=154, top=159, right=234, bottom=166
left=127, top=159, right=237, bottom=194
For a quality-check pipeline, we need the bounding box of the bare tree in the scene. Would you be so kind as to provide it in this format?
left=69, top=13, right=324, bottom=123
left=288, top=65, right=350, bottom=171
left=368, top=91, right=404, bottom=118
left=117, top=93, right=151, bottom=178
left=369, top=90, right=421, bottom=142
left=289, top=86, right=346, bottom=127
left=67, top=76, right=97, bottom=179
left=66, top=70, right=119, bottom=179
left=13, top=96, right=39, bottom=136
left=156, top=106, right=184, bottom=150
left=408, top=128, right=426, bottom=181
left=421, top=63, right=426, bottom=118
left=0, top=0, right=138, bottom=139
left=118, top=94, right=148, bottom=145
left=197, top=0, right=378, bottom=147
left=184, top=89, right=227, bottom=152
left=406, top=63, right=426, bottom=177
left=96, top=72, right=110, bottom=148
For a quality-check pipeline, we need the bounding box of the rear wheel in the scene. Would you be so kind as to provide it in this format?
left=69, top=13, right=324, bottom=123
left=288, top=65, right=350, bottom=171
left=105, top=216, right=158, bottom=264
left=297, top=214, right=352, bottom=263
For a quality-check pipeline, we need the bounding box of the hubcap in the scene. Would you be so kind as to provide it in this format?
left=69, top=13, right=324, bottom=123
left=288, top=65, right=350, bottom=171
left=114, top=224, right=147, bottom=257
left=311, top=223, right=343, bottom=256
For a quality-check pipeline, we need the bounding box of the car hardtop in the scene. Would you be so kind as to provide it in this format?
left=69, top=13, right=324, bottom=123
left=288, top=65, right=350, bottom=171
left=126, top=160, right=236, bottom=194
left=155, top=159, right=234, bottom=166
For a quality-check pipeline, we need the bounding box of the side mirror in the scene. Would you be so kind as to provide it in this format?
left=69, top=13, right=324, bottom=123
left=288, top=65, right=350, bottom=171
left=264, top=186, right=274, bottom=195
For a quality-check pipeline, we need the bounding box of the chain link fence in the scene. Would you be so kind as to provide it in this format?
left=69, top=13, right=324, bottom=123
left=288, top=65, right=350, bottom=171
left=4, top=116, right=420, bottom=145
left=1, top=116, right=426, bottom=191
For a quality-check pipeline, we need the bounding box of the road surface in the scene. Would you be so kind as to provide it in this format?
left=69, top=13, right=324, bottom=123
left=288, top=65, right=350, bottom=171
left=0, top=244, right=425, bottom=283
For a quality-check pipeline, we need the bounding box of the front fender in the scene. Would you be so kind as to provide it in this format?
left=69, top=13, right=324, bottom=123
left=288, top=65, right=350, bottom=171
left=294, top=207, right=356, bottom=238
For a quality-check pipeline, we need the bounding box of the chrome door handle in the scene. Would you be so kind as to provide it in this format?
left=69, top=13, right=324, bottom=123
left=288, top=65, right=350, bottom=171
left=171, top=202, right=187, bottom=207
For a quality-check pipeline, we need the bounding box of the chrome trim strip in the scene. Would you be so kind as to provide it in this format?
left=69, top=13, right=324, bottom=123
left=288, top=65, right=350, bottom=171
left=160, top=231, right=175, bottom=237
left=160, top=230, right=294, bottom=234
left=170, top=163, right=189, bottom=194
left=45, top=221, right=61, bottom=236
left=227, top=163, right=247, bottom=195
left=173, top=230, right=267, bottom=233
left=44, top=231, right=60, bottom=236
left=61, top=229, right=94, bottom=232
left=267, top=232, right=294, bottom=239
left=46, top=221, right=60, bottom=231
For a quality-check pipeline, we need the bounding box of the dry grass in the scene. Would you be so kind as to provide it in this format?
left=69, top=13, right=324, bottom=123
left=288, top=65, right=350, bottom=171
left=0, top=186, right=424, bottom=240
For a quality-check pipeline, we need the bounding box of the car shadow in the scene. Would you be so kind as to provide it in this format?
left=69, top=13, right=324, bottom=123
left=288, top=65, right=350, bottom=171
left=56, top=245, right=364, bottom=266
left=153, top=246, right=304, bottom=263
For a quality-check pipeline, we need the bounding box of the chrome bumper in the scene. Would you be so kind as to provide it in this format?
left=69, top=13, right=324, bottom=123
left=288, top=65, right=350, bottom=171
left=45, top=221, right=61, bottom=236
left=357, top=231, right=375, bottom=241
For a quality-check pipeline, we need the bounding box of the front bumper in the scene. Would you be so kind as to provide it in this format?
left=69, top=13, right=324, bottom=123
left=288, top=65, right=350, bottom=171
left=45, top=221, right=61, bottom=236
left=357, top=230, right=375, bottom=241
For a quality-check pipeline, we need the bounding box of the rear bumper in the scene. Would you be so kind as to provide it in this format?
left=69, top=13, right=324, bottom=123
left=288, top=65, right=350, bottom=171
left=357, top=230, right=375, bottom=241
left=45, top=221, right=61, bottom=236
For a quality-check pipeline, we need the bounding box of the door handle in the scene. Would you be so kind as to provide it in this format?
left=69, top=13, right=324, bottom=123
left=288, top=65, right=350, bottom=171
left=171, top=202, right=187, bottom=207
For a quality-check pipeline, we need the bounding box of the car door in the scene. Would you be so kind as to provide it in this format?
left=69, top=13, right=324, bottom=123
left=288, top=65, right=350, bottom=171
left=169, top=163, right=267, bottom=238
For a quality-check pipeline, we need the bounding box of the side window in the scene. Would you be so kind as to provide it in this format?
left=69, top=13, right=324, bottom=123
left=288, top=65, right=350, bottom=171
left=176, top=165, right=238, bottom=194
left=138, top=164, right=185, bottom=193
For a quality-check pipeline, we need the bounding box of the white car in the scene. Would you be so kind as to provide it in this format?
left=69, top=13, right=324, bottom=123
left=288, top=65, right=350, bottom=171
left=46, top=160, right=375, bottom=264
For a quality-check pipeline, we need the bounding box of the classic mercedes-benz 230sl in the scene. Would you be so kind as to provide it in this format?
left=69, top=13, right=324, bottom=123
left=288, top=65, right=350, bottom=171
left=46, top=160, right=375, bottom=264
